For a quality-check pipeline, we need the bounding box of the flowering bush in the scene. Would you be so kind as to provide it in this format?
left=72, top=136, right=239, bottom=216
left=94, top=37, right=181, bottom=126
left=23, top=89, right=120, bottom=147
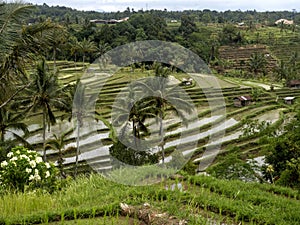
left=0, top=146, right=58, bottom=192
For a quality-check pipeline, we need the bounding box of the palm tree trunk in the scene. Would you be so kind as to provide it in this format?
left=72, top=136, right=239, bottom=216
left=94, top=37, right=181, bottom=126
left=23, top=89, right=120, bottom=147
left=133, top=120, right=138, bottom=149
left=53, top=48, right=57, bottom=72
left=75, top=120, right=80, bottom=178
left=74, top=53, right=77, bottom=69
left=0, top=129, right=5, bottom=142
left=42, top=108, right=47, bottom=161
left=159, top=111, right=165, bottom=165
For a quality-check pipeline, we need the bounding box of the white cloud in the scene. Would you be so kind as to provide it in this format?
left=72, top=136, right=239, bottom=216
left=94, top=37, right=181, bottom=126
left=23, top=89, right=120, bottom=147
left=25, top=0, right=300, bottom=12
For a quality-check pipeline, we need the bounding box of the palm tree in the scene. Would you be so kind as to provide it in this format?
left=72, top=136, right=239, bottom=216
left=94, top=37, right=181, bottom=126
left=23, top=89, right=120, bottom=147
left=72, top=81, right=97, bottom=177
left=0, top=106, right=29, bottom=143
left=112, top=87, right=156, bottom=149
left=23, top=60, right=67, bottom=161
left=78, top=38, right=97, bottom=64
left=48, top=25, right=68, bottom=71
left=274, top=60, right=289, bottom=81
left=69, top=37, right=81, bottom=68
left=135, top=65, right=193, bottom=163
left=96, top=41, right=111, bottom=69
left=0, top=3, right=33, bottom=109
left=46, top=129, right=73, bottom=178
left=248, top=52, right=267, bottom=76
left=0, top=3, right=62, bottom=109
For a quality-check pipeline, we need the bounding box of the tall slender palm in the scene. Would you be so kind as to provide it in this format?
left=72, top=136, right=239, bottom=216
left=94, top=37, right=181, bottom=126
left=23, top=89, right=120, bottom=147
left=24, top=60, right=67, bottom=161
left=46, top=129, right=73, bottom=178
left=72, top=81, right=97, bottom=177
left=48, top=25, right=68, bottom=71
left=135, top=66, right=193, bottom=163
left=69, top=37, right=81, bottom=68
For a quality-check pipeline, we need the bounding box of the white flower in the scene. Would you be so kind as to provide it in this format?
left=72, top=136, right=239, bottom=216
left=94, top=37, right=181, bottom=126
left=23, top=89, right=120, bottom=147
left=34, top=169, right=39, bottom=175
left=10, top=157, right=18, bottom=161
left=1, top=161, right=8, bottom=168
left=7, top=152, right=13, bottom=158
left=20, top=155, right=30, bottom=161
left=29, top=160, right=36, bottom=168
left=29, top=175, right=35, bottom=181
left=15, top=150, right=20, bottom=155
left=26, top=168, right=32, bottom=174
left=45, top=162, right=51, bottom=169
left=29, top=172, right=41, bottom=182
left=35, top=157, right=43, bottom=163
left=35, top=174, right=41, bottom=181
left=45, top=171, right=50, bottom=178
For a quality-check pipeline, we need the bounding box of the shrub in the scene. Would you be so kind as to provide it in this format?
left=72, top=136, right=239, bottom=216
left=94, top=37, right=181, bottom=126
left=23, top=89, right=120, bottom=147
left=0, top=146, right=58, bottom=192
left=109, top=140, right=159, bottom=166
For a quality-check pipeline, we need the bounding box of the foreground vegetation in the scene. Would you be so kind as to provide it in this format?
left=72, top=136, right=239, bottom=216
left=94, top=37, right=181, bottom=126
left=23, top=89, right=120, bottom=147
left=0, top=173, right=299, bottom=225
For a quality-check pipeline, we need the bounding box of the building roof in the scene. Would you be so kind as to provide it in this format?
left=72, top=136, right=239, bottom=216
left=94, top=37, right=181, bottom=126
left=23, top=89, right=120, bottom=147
left=288, top=79, right=300, bottom=85
left=284, top=97, right=295, bottom=101
left=275, top=19, right=294, bottom=25
left=235, top=95, right=251, bottom=101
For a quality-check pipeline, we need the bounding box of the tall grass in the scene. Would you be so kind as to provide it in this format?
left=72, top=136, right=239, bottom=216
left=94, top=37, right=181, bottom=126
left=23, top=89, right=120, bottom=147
left=0, top=173, right=299, bottom=224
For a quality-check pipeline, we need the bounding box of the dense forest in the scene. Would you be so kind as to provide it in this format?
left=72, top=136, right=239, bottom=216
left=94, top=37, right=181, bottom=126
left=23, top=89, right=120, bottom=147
left=19, top=3, right=300, bottom=82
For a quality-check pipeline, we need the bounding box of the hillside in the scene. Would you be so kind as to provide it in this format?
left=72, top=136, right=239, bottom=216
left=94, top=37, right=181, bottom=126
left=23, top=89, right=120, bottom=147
left=0, top=174, right=299, bottom=225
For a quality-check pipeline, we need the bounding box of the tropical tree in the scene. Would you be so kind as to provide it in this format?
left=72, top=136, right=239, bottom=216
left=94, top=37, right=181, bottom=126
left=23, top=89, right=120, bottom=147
left=72, top=81, right=97, bottom=177
left=23, top=60, right=67, bottom=161
left=69, top=36, right=81, bottom=68
left=178, top=15, right=198, bottom=37
left=78, top=38, right=97, bottom=64
left=96, top=41, right=111, bottom=69
left=46, top=129, right=73, bottom=178
left=274, top=60, right=290, bottom=81
left=135, top=65, right=193, bottom=163
left=0, top=3, right=62, bottom=109
left=264, top=112, right=300, bottom=188
left=0, top=106, right=29, bottom=143
left=47, top=24, right=68, bottom=71
left=248, top=52, right=267, bottom=75
left=112, top=87, right=156, bottom=149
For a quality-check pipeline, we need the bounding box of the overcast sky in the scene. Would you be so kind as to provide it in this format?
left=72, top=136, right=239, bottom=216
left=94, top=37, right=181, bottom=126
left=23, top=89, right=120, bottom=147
left=25, top=0, right=300, bottom=12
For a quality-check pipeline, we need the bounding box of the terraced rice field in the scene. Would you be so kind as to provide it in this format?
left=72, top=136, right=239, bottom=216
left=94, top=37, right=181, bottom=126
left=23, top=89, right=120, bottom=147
left=13, top=61, right=299, bottom=176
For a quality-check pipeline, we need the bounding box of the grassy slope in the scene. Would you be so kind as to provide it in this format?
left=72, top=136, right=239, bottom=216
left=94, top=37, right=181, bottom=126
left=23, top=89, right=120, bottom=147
left=0, top=174, right=299, bottom=225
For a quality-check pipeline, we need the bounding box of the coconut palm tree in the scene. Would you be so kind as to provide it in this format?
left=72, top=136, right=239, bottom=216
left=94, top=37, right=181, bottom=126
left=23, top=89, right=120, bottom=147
left=48, top=25, right=68, bottom=71
left=78, top=38, right=97, bottom=64
left=46, top=129, right=73, bottom=178
left=0, top=3, right=62, bottom=109
left=112, top=87, right=156, bottom=149
left=96, top=41, right=111, bottom=69
left=69, top=37, right=81, bottom=68
left=72, top=81, right=98, bottom=178
left=135, top=65, right=193, bottom=163
left=23, top=60, right=67, bottom=161
left=0, top=106, right=29, bottom=143
left=248, top=52, right=267, bottom=76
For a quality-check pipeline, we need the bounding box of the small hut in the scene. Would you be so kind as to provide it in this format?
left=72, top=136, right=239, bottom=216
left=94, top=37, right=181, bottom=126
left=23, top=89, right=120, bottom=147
left=283, top=96, right=295, bottom=105
left=287, top=80, right=300, bottom=88
left=234, top=96, right=252, bottom=107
